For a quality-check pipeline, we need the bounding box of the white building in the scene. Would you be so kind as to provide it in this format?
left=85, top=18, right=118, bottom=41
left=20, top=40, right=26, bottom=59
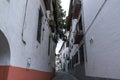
left=0, top=0, right=57, bottom=80
left=83, top=0, right=120, bottom=79
left=66, top=0, right=83, bottom=72
left=67, top=0, right=120, bottom=80
left=58, top=31, right=70, bottom=72
left=55, top=54, right=62, bottom=71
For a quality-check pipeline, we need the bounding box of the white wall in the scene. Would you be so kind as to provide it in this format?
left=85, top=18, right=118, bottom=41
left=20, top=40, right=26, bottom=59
left=69, top=18, right=79, bottom=59
left=0, top=0, right=55, bottom=72
left=82, top=0, right=105, bottom=31
left=71, top=19, right=78, bottom=33
left=83, top=0, right=120, bottom=79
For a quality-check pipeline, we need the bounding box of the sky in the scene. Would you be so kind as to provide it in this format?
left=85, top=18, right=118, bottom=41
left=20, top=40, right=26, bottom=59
left=55, top=0, right=70, bottom=54
left=61, top=0, right=70, bottom=16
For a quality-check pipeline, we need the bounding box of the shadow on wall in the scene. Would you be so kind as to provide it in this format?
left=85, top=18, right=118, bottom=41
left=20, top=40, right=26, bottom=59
left=0, top=30, right=10, bottom=80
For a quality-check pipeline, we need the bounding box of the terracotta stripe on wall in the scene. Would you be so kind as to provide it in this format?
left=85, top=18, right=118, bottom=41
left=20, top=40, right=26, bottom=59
left=0, top=66, right=55, bottom=80
left=0, top=66, right=9, bottom=80
left=51, top=68, right=55, bottom=79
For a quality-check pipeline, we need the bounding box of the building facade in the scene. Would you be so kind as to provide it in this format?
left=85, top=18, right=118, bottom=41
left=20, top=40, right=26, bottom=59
left=63, top=0, right=120, bottom=80
left=59, top=40, right=69, bottom=72
left=66, top=0, right=85, bottom=79
left=83, top=0, right=120, bottom=79
left=0, top=0, right=57, bottom=80
left=55, top=54, right=62, bottom=71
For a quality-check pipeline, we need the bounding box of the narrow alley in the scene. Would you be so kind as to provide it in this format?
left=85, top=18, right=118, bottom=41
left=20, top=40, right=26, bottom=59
left=52, top=71, right=78, bottom=80
left=1, top=0, right=120, bottom=80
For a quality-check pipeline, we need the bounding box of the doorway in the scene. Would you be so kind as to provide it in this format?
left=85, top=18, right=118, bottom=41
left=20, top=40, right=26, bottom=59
left=79, top=44, right=85, bottom=77
left=0, top=30, right=10, bottom=80
left=80, top=44, right=84, bottom=64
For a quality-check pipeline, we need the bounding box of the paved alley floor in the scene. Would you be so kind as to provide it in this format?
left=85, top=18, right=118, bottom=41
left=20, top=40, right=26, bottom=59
left=52, top=71, right=78, bottom=80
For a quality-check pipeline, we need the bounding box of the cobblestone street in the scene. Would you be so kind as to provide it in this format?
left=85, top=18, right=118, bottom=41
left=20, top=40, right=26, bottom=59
left=52, top=71, right=78, bottom=80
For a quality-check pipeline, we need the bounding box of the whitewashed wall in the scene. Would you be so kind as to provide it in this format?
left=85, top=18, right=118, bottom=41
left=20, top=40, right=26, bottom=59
left=82, top=0, right=105, bottom=31
left=69, top=18, right=79, bottom=59
left=83, top=0, right=120, bottom=79
left=0, top=0, right=10, bottom=65
left=0, top=0, right=55, bottom=72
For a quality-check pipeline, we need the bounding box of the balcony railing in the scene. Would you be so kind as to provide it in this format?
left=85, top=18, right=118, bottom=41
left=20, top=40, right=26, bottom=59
left=74, top=30, right=84, bottom=44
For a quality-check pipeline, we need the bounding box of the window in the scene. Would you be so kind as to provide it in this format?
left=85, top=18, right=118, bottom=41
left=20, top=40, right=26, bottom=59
left=79, top=44, right=85, bottom=64
left=72, top=52, right=78, bottom=66
left=37, top=7, right=43, bottom=43
left=48, top=36, right=51, bottom=56
left=75, top=52, right=78, bottom=63
left=79, top=17, right=83, bottom=30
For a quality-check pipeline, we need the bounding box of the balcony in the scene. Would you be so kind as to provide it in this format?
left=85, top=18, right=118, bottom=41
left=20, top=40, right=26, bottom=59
left=74, top=30, right=84, bottom=44
left=73, top=1, right=81, bottom=19
left=44, top=0, right=50, bottom=10
left=49, top=19, right=56, bottom=32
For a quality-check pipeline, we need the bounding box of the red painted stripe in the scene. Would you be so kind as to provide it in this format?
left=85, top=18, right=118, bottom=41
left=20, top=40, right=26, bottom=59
left=0, top=66, right=9, bottom=80
left=51, top=68, right=55, bottom=78
left=0, top=66, right=55, bottom=80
